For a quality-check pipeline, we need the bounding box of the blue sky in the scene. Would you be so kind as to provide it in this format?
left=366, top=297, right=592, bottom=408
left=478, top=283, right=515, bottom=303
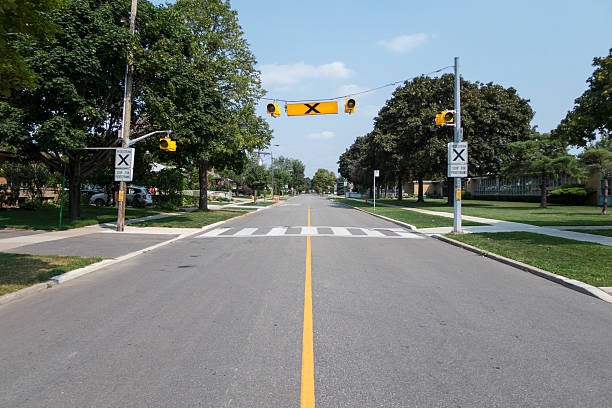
left=153, top=0, right=612, bottom=177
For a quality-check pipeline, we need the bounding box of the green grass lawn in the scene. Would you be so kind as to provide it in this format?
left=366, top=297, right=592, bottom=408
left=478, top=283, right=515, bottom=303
left=333, top=198, right=484, bottom=228
left=376, top=198, right=612, bottom=226
left=0, top=253, right=102, bottom=296
left=447, top=232, right=612, bottom=287
left=568, top=229, right=612, bottom=237
left=0, top=206, right=165, bottom=231
left=130, top=210, right=246, bottom=228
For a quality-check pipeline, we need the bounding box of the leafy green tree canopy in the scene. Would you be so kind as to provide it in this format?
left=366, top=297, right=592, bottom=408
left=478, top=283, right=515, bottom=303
left=556, top=49, right=612, bottom=146
left=0, top=0, right=63, bottom=96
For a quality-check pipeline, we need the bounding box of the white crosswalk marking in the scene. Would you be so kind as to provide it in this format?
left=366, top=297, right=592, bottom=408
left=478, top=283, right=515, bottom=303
left=267, top=227, right=288, bottom=236
left=330, top=227, right=351, bottom=236
left=363, top=228, right=386, bottom=237
left=200, top=227, right=231, bottom=237
left=301, top=227, right=317, bottom=235
left=234, top=227, right=258, bottom=236
left=196, top=226, right=423, bottom=239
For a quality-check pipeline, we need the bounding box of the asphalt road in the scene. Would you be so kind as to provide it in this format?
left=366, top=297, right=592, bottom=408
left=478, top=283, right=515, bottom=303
left=1, top=195, right=611, bottom=407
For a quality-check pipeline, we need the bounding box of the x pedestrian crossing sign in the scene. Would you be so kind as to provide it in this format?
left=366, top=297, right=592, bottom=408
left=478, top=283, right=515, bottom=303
left=286, top=101, right=338, bottom=116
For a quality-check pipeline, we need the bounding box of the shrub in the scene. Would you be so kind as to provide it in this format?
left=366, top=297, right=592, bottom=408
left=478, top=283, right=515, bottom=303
left=152, top=169, right=184, bottom=208
left=181, top=195, right=199, bottom=206
left=0, top=162, right=50, bottom=207
left=471, top=194, right=541, bottom=203
left=20, top=200, right=41, bottom=210
left=548, top=187, right=596, bottom=205
left=41, top=201, right=59, bottom=209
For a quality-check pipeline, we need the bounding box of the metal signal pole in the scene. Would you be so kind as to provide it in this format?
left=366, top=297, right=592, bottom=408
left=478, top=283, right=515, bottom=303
left=117, top=0, right=137, bottom=232
left=453, top=57, right=462, bottom=233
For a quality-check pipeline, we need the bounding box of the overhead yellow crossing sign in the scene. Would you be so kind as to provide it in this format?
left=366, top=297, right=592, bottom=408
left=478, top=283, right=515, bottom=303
left=286, top=101, right=338, bottom=116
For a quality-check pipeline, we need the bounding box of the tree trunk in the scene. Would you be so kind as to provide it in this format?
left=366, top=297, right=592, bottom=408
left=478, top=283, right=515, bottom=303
left=446, top=177, right=453, bottom=205
left=417, top=177, right=424, bottom=203
left=198, top=157, right=208, bottom=211
left=68, top=154, right=81, bottom=220
left=397, top=174, right=403, bottom=201
left=602, top=177, right=609, bottom=215
left=540, top=171, right=547, bottom=209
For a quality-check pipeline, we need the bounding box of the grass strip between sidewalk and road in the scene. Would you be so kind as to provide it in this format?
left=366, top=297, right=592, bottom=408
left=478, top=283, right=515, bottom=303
left=447, top=232, right=612, bottom=287
left=129, top=210, right=247, bottom=228
left=376, top=198, right=612, bottom=226
left=0, top=206, right=166, bottom=231
left=567, top=229, right=612, bottom=237
left=0, top=253, right=102, bottom=296
left=237, top=201, right=277, bottom=207
left=333, top=198, right=485, bottom=228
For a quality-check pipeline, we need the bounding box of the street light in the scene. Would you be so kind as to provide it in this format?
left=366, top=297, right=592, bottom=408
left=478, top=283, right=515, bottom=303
left=256, top=144, right=279, bottom=198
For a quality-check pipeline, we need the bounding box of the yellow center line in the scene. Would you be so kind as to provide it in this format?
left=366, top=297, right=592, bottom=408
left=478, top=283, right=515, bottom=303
left=301, top=206, right=315, bottom=407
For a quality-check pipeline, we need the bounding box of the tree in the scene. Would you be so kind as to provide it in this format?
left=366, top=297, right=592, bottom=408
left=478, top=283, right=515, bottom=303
left=153, top=0, right=271, bottom=211
left=502, top=132, right=581, bottom=208
left=289, top=159, right=306, bottom=192
left=372, top=74, right=533, bottom=203
left=580, top=145, right=612, bottom=215
left=0, top=0, right=150, bottom=219
left=243, top=155, right=268, bottom=199
left=556, top=49, right=612, bottom=146
left=338, top=135, right=369, bottom=192
left=311, top=169, right=335, bottom=193
left=0, top=0, right=63, bottom=96
left=271, top=156, right=291, bottom=194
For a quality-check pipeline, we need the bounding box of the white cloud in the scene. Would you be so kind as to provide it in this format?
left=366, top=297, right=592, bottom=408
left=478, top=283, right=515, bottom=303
left=259, top=61, right=352, bottom=86
left=377, top=33, right=428, bottom=53
left=308, top=131, right=335, bottom=140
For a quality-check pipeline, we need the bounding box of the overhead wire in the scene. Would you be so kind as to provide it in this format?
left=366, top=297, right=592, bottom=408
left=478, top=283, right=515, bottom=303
left=260, top=65, right=454, bottom=103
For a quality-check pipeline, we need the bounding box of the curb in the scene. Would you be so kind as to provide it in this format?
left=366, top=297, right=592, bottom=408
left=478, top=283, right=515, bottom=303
left=335, top=198, right=612, bottom=304
left=432, top=234, right=612, bottom=304
left=0, top=210, right=259, bottom=306
left=0, top=282, right=51, bottom=306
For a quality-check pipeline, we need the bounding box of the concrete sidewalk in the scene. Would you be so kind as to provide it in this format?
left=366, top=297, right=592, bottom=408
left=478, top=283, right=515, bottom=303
left=0, top=213, right=199, bottom=257
left=349, top=198, right=612, bottom=247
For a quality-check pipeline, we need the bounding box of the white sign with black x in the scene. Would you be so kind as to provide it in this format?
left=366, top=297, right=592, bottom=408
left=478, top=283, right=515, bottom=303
left=447, top=142, right=468, bottom=177
left=115, top=148, right=135, bottom=169
left=115, top=148, right=135, bottom=182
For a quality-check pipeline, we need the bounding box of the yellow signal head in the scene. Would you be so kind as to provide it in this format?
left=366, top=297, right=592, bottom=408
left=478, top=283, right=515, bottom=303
left=344, top=98, right=356, bottom=113
left=443, top=111, right=454, bottom=123
left=267, top=103, right=280, bottom=117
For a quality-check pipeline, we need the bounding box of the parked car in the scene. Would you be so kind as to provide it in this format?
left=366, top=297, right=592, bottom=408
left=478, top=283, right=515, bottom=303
left=80, top=186, right=103, bottom=199
left=90, top=186, right=153, bottom=207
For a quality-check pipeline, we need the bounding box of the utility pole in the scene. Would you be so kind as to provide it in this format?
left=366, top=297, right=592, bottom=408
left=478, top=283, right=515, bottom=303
left=117, top=0, right=137, bottom=232
left=453, top=57, right=462, bottom=233
left=271, top=144, right=279, bottom=198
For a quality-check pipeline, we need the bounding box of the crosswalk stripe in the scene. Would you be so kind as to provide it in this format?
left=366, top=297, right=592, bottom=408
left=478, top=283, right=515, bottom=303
left=199, top=227, right=231, bottom=237
left=363, top=228, right=386, bottom=237
left=234, top=227, right=258, bottom=236
left=267, top=227, right=288, bottom=236
left=330, top=227, right=350, bottom=236
left=301, top=227, right=317, bottom=235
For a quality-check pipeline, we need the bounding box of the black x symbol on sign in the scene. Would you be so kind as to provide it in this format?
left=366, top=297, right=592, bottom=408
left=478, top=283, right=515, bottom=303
left=453, top=149, right=465, bottom=162
left=118, top=154, right=130, bottom=166
left=304, top=103, right=320, bottom=114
